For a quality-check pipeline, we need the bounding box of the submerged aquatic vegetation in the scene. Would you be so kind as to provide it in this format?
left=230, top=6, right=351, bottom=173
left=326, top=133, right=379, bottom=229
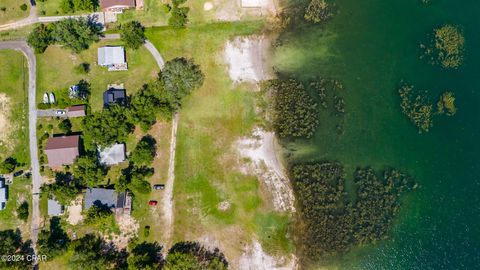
left=398, top=84, right=433, bottom=133
left=437, top=91, right=457, bottom=116
left=421, top=24, right=465, bottom=69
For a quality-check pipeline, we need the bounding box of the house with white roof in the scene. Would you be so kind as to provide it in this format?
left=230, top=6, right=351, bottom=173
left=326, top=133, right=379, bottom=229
left=98, top=46, right=128, bottom=71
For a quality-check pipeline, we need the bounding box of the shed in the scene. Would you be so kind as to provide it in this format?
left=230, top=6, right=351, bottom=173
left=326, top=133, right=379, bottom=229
left=0, top=180, right=7, bottom=210
left=44, top=135, right=80, bottom=167
left=67, top=105, right=86, bottom=118
left=98, top=47, right=126, bottom=67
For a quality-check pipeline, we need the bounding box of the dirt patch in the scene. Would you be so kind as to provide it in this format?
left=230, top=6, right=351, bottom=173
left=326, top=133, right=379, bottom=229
left=236, top=128, right=295, bottom=212
left=106, top=214, right=139, bottom=249
left=224, top=36, right=273, bottom=84
left=67, top=195, right=84, bottom=225
left=204, top=2, right=214, bottom=11
left=239, top=240, right=297, bottom=270
left=216, top=0, right=278, bottom=21
left=0, top=94, right=12, bottom=150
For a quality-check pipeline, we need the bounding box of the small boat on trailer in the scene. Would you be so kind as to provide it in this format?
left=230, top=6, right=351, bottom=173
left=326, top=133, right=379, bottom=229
left=43, top=93, right=49, bottom=104
left=49, top=92, right=56, bottom=104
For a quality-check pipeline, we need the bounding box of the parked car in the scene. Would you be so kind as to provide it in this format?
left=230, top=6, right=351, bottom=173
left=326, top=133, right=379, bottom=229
left=148, top=200, right=158, bottom=206
left=153, top=184, right=165, bottom=190
left=55, top=110, right=66, bottom=115
left=13, top=170, right=23, bottom=177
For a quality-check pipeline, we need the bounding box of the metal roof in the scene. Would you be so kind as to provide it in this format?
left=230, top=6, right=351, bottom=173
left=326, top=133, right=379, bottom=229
left=99, top=144, right=126, bottom=165
left=48, top=199, right=63, bottom=216
left=98, top=47, right=126, bottom=66
left=84, top=188, right=118, bottom=210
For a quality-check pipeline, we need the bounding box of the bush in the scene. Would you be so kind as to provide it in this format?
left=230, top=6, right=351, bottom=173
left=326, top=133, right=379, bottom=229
left=74, top=63, right=90, bottom=74
left=27, top=24, right=54, bottom=54
left=20, top=4, right=28, bottom=11
left=0, top=157, right=17, bottom=174
left=130, top=135, right=156, bottom=166
left=17, top=202, right=29, bottom=222
left=168, top=6, right=189, bottom=28
left=58, top=119, right=72, bottom=134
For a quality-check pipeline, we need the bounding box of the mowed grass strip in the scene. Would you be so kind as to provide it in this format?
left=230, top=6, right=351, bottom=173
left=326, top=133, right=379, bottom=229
left=146, top=21, right=293, bottom=257
left=36, top=40, right=159, bottom=111
left=0, top=50, right=29, bottom=165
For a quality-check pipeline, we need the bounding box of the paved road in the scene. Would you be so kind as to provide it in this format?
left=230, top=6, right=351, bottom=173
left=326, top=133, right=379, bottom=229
left=0, top=41, right=41, bottom=249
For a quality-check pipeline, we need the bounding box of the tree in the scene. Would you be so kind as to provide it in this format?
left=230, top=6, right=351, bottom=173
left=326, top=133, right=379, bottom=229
left=52, top=17, right=101, bottom=53
left=58, top=119, right=73, bottom=134
left=304, top=0, right=334, bottom=23
left=16, top=202, right=29, bottom=222
left=60, top=0, right=74, bottom=13
left=27, top=24, right=53, bottom=53
left=160, top=57, right=204, bottom=105
left=0, top=157, right=17, bottom=174
left=267, top=79, right=319, bottom=138
left=130, top=135, right=156, bottom=166
left=127, top=242, right=163, bottom=270
left=37, top=217, right=70, bottom=259
left=72, top=153, right=108, bottom=186
left=84, top=204, right=114, bottom=228
left=120, top=21, right=146, bottom=49
left=165, top=242, right=228, bottom=270
left=82, top=105, right=134, bottom=146
left=128, top=80, right=175, bottom=131
left=0, top=230, right=33, bottom=269
left=168, top=6, right=190, bottom=28
left=43, top=172, right=81, bottom=205
left=117, top=165, right=153, bottom=194
left=69, top=234, right=126, bottom=270
left=20, top=4, right=28, bottom=11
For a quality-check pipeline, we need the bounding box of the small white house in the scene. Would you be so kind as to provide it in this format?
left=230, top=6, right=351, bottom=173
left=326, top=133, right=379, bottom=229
left=99, top=144, right=126, bottom=166
left=0, top=180, right=7, bottom=210
left=98, top=46, right=127, bottom=71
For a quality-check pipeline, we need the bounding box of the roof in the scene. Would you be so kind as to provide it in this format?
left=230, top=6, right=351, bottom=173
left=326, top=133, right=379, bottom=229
left=99, top=144, right=126, bottom=165
left=0, top=180, right=6, bottom=210
left=84, top=188, right=118, bottom=210
left=98, top=47, right=126, bottom=66
left=67, top=105, right=86, bottom=117
left=100, top=0, right=136, bottom=10
left=48, top=199, right=63, bottom=216
left=44, top=135, right=80, bottom=167
left=103, top=88, right=126, bottom=107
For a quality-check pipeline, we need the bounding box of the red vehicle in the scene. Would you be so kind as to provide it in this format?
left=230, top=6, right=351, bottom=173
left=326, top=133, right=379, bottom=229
left=148, top=200, right=158, bottom=206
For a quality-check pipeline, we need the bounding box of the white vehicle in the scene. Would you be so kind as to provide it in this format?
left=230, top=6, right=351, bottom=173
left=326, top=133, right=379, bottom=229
left=43, top=93, right=49, bottom=104
left=55, top=110, right=66, bottom=115
left=49, top=93, right=56, bottom=104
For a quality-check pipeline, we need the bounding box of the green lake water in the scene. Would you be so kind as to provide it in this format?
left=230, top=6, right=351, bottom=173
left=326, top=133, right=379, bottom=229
left=272, top=0, right=480, bottom=268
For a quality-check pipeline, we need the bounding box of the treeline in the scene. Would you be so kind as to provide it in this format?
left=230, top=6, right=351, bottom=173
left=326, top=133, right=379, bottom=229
left=34, top=217, right=229, bottom=269
left=290, top=162, right=414, bottom=266
left=60, top=0, right=98, bottom=13
left=277, top=0, right=336, bottom=29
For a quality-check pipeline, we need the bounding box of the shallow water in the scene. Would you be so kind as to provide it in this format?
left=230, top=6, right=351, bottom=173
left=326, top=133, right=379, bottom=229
left=273, top=0, right=480, bottom=268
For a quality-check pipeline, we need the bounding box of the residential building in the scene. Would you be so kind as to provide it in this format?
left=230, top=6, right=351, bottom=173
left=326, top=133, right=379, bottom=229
left=100, top=0, right=136, bottom=13
left=99, top=144, right=126, bottom=166
left=84, top=188, right=132, bottom=216
left=103, top=87, right=126, bottom=108
left=0, top=180, right=7, bottom=210
left=98, top=46, right=128, bottom=71
left=44, top=135, right=80, bottom=167
left=48, top=199, right=64, bottom=216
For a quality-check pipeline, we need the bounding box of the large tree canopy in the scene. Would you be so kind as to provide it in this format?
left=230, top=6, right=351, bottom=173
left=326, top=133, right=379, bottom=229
left=52, top=17, right=101, bottom=53
left=27, top=24, right=54, bottom=53
left=120, top=21, right=146, bottom=49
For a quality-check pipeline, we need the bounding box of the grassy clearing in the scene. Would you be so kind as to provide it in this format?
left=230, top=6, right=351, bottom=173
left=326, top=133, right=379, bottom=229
left=145, top=21, right=292, bottom=258
left=36, top=40, right=159, bottom=111
left=0, top=50, right=29, bottom=165
left=117, top=0, right=169, bottom=27
left=37, top=0, right=90, bottom=16
left=0, top=24, right=35, bottom=41
left=0, top=0, right=29, bottom=25
left=0, top=176, right=32, bottom=239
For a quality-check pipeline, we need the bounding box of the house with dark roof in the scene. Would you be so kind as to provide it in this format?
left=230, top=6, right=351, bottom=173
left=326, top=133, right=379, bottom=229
left=0, top=180, right=7, bottom=211
left=44, top=135, right=80, bottom=168
left=67, top=105, right=86, bottom=118
left=100, top=0, right=136, bottom=13
left=103, top=87, right=126, bottom=108
left=84, top=188, right=132, bottom=216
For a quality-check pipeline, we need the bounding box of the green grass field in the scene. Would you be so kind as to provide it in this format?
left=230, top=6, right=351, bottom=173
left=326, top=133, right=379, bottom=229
left=0, top=176, right=32, bottom=239
left=0, top=0, right=29, bottom=25
left=117, top=0, right=169, bottom=27
left=0, top=50, right=29, bottom=165
left=146, top=21, right=293, bottom=257
left=36, top=40, right=159, bottom=111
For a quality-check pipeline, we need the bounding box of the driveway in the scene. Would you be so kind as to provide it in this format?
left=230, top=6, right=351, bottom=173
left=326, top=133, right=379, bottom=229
left=0, top=41, right=41, bottom=248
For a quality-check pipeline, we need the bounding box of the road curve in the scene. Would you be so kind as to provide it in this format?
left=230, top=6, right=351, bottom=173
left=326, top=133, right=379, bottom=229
left=0, top=41, right=41, bottom=248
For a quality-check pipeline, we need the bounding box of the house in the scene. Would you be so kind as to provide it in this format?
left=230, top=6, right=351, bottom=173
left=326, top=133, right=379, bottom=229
left=103, top=87, right=126, bottom=108
left=100, top=0, right=136, bottom=13
left=99, top=144, right=126, bottom=166
left=67, top=105, right=86, bottom=118
left=98, top=46, right=127, bottom=71
left=44, top=135, right=80, bottom=167
left=84, top=188, right=132, bottom=216
left=0, top=180, right=7, bottom=210
left=48, top=199, right=64, bottom=216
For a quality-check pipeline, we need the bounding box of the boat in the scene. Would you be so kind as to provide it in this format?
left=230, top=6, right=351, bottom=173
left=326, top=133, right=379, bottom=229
left=49, top=93, right=56, bottom=104
left=43, top=93, right=49, bottom=104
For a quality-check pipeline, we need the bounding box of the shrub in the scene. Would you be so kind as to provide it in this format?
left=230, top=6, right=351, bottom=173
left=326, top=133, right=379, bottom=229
left=17, top=202, right=29, bottom=222
left=20, top=4, right=28, bottom=11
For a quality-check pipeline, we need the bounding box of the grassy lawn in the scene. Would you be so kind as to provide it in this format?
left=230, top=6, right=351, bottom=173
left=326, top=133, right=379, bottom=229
left=0, top=176, right=32, bottom=239
left=0, top=50, right=29, bottom=166
left=36, top=40, right=159, bottom=111
left=117, top=0, right=169, bottom=27
left=0, top=0, right=29, bottom=25
left=0, top=24, right=35, bottom=41
left=146, top=21, right=293, bottom=257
